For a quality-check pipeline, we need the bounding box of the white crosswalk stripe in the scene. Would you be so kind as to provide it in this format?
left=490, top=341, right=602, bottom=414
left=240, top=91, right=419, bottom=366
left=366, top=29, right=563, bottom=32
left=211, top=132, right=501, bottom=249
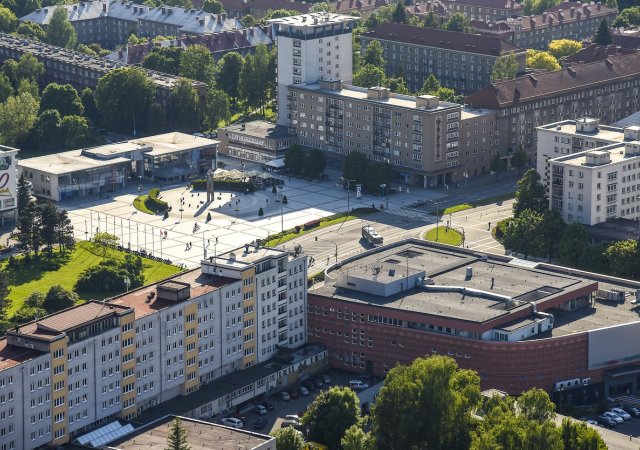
left=384, top=208, right=438, bottom=223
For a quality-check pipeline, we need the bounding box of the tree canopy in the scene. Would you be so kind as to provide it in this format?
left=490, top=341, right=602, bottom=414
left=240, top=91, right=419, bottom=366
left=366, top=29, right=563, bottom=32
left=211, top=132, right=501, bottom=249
left=170, top=78, right=199, bottom=131
left=40, top=83, right=83, bottom=117
left=301, top=386, right=361, bottom=449
left=373, top=355, right=481, bottom=450
left=445, top=12, right=472, bottom=32
left=202, top=0, right=223, bottom=13
left=613, top=6, right=640, bottom=27
left=216, top=52, right=243, bottom=100
left=17, top=21, right=45, bottom=41
left=593, top=19, right=612, bottom=46
left=526, top=50, right=561, bottom=71
left=513, top=168, right=548, bottom=217
left=0, top=5, right=17, bottom=33
left=352, top=64, right=386, bottom=88
left=491, top=52, right=519, bottom=82
left=46, top=6, right=76, bottom=49
left=165, top=417, right=191, bottom=450
left=362, top=40, right=385, bottom=67
left=179, top=44, right=216, bottom=84
left=270, top=427, right=304, bottom=450
left=95, top=67, right=156, bottom=132
left=547, top=39, right=582, bottom=59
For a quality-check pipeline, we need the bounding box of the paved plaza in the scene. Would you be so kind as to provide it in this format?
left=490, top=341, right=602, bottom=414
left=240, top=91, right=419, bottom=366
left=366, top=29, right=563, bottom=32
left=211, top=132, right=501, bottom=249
left=59, top=160, right=449, bottom=268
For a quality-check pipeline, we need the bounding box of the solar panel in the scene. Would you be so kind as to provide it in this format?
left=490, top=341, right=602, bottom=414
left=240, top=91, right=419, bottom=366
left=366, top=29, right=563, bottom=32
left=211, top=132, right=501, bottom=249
left=76, top=421, right=135, bottom=448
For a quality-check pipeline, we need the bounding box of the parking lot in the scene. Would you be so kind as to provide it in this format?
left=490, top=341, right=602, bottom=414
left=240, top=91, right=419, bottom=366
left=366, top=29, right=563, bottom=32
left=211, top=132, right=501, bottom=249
left=217, top=370, right=373, bottom=435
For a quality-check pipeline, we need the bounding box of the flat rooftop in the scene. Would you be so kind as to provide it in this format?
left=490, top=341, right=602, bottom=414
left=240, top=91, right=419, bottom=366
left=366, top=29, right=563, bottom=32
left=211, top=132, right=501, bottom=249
left=18, top=149, right=131, bottom=175
left=107, top=415, right=273, bottom=450
left=132, top=132, right=218, bottom=156
left=551, top=143, right=640, bottom=167
left=314, top=243, right=589, bottom=325
left=0, top=338, right=41, bottom=372
left=268, top=12, right=357, bottom=27
left=109, top=269, right=236, bottom=319
left=224, top=120, right=295, bottom=140
left=209, top=245, right=288, bottom=269
left=538, top=120, right=627, bottom=143
left=296, top=83, right=459, bottom=111
left=461, top=106, right=495, bottom=120
left=13, top=301, right=131, bottom=340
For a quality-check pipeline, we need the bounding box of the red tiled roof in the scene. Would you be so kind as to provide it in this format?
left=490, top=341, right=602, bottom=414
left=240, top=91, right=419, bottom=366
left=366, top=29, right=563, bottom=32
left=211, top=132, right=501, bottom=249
left=465, top=52, right=640, bottom=108
left=405, top=0, right=448, bottom=15
left=0, top=338, right=40, bottom=372
left=522, top=1, right=616, bottom=31
left=443, top=0, right=522, bottom=9
left=564, top=44, right=639, bottom=65
left=612, top=33, right=640, bottom=50
left=333, top=0, right=386, bottom=12
left=362, top=22, right=522, bottom=56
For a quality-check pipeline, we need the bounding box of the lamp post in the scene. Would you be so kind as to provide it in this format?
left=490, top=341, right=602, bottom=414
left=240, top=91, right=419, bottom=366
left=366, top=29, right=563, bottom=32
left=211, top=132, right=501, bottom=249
left=343, top=178, right=355, bottom=214
left=315, top=236, right=338, bottom=264
left=278, top=186, right=284, bottom=232
left=179, top=196, right=185, bottom=221
left=429, top=199, right=441, bottom=242
left=84, top=219, right=88, bottom=241
left=380, top=183, right=388, bottom=210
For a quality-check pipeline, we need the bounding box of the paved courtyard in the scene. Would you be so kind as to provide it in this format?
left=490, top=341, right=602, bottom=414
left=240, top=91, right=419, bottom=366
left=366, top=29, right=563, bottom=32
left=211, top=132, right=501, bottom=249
left=59, top=159, right=449, bottom=268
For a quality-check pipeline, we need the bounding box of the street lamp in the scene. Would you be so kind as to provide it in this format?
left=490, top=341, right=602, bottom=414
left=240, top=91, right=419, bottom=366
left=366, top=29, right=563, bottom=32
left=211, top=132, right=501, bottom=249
left=380, top=183, right=389, bottom=210
left=343, top=178, right=355, bottom=214
left=428, top=199, right=441, bottom=242
left=179, top=196, right=185, bottom=221
left=278, top=186, right=284, bottom=232
left=315, top=236, right=338, bottom=264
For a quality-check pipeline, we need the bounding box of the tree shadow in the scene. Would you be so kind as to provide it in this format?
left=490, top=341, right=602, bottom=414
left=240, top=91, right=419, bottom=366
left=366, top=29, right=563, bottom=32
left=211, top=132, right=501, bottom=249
left=4, top=250, right=73, bottom=286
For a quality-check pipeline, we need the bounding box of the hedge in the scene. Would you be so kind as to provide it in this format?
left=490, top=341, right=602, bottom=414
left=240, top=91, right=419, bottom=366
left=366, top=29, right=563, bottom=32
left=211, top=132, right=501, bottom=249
left=190, top=178, right=255, bottom=192
left=145, top=188, right=168, bottom=213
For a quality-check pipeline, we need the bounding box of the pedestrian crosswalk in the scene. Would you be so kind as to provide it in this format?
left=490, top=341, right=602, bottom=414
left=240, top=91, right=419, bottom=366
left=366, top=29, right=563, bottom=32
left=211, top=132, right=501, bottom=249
left=384, top=207, right=438, bottom=223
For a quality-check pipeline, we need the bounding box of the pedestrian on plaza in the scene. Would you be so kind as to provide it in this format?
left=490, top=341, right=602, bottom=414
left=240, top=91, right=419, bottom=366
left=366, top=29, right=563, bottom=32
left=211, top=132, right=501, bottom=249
left=488, top=222, right=491, bottom=230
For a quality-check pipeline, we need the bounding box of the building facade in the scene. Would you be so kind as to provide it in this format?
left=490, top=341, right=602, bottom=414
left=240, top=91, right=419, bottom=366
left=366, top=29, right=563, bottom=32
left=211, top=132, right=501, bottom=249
left=20, top=1, right=243, bottom=49
left=466, top=52, right=640, bottom=161
left=0, top=34, right=207, bottom=115
left=535, top=118, right=640, bottom=189
left=217, top=121, right=297, bottom=163
left=440, top=0, right=523, bottom=21
left=308, top=239, right=640, bottom=400
left=473, top=2, right=618, bottom=50
left=268, top=13, right=358, bottom=128
left=0, top=245, right=307, bottom=449
left=17, top=133, right=218, bottom=201
left=360, top=23, right=526, bottom=94
left=548, top=141, right=640, bottom=225
left=0, top=145, right=18, bottom=225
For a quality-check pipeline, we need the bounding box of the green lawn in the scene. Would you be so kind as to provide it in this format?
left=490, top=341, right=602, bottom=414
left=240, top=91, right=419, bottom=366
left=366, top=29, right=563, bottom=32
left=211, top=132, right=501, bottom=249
left=424, top=226, right=463, bottom=246
left=442, top=203, right=473, bottom=215
left=3, top=242, right=181, bottom=317
left=263, top=208, right=377, bottom=248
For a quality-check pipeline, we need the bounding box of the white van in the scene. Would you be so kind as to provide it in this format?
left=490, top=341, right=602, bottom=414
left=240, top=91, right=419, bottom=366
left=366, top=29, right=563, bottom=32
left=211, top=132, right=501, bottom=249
left=349, top=380, right=369, bottom=390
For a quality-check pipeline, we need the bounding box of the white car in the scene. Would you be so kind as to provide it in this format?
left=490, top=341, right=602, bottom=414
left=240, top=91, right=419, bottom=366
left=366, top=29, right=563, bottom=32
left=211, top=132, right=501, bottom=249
left=603, top=411, right=624, bottom=423
left=281, top=391, right=291, bottom=401
left=610, top=408, right=631, bottom=420
left=285, top=415, right=300, bottom=422
left=255, top=404, right=268, bottom=415
left=299, top=386, right=309, bottom=396
left=221, top=417, right=243, bottom=428
left=585, top=419, right=599, bottom=426
left=349, top=380, right=369, bottom=390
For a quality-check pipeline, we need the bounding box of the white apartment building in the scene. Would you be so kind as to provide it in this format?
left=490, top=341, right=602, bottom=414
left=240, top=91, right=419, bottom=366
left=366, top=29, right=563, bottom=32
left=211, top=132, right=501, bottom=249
left=0, top=245, right=307, bottom=450
left=267, top=13, right=358, bottom=126
left=536, top=118, right=640, bottom=188
left=549, top=141, right=640, bottom=225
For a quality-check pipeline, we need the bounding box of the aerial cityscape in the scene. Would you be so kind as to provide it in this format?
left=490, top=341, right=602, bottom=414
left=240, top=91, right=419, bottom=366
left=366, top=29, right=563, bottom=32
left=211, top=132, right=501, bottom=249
left=0, top=0, right=639, bottom=448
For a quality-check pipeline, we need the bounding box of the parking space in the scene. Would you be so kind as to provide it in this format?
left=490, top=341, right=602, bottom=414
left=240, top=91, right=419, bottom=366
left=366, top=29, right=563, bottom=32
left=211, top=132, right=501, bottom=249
left=213, top=369, right=365, bottom=434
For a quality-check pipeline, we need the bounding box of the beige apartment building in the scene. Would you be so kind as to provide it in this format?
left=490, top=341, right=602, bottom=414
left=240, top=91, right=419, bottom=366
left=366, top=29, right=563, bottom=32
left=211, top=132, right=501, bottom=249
left=0, top=245, right=312, bottom=450
left=287, top=79, right=496, bottom=187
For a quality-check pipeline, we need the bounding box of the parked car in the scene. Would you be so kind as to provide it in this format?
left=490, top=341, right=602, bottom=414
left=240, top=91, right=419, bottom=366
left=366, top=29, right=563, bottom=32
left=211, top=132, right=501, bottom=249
left=349, top=380, right=369, bottom=390
left=298, top=386, right=309, bottom=396
left=285, top=415, right=300, bottom=422
left=313, top=378, right=324, bottom=388
left=624, top=405, right=640, bottom=417
left=290, top=389, right=300, bottom=399
left=322, top=374, right=332, bottom=384
left=597, top=415, right=617, bottom=428
left=585, top=419, right=598, bottom=426
left=610, top=408, right=631, bottom=420
left=263, top=401, right=276, bottom=411
left=281, top=419, right=299, bottom=429
left=281, top=391, right=291, bottom=401
left=303, top=381, right=316, bottom=392
left=221, top=417, right=243, bottom=428
left=229, top=413, right=247, bottom=423
left=255, top=404, right=268, bottom=415
left=603, top=411, right=624, bottom=423
left=253, top=418, right=267, bottom=430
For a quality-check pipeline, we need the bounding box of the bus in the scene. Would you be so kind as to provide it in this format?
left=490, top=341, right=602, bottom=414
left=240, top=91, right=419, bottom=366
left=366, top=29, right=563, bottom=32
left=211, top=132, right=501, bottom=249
left=362, top=225, right=383, bottom=245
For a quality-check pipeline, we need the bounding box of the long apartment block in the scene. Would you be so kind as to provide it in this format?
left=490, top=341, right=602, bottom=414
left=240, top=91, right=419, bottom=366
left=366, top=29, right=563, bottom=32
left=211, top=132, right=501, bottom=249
left=0, top=245, right=307, bottom=449
left=20, top=0, right=243, bottom=48
left=0, top=33, right=207, bottom=112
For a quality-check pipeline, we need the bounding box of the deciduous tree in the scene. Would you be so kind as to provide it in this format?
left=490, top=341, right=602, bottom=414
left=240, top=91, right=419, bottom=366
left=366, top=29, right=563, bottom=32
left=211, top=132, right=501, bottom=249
left=547, top=39, right=582, bottom=59
left=40, top=83, right=83, bottom=116
left=526, top=49, right=560, bottom=71
left=352, top=64, right=385, bottom=88
left=362, top=40, right=385, bottom=67
left=418, top=73, right=441, bottom=95
left=46, top=6, right=76, bottom=48
left=202, top=0, right=223, bottom=13
left=216, top=52, right=243, bottom=100
left=284, top=144, right=304, bottom=176
left=0, top=5, right=17, bottom=33
left=513, top=168, right=548, bottom=217
left=445, top=12, right=472, bottom=32
left=170, top=78, right=199, bottom=131
left=391, top=1, right=408, bottom=23
left=39, top=201, right=59, bottom=254
left=204, top=88, right=230, bottom=129
left=179, top=45, right=215, bottom=84
left=95, top=67, right=156, bottom=132
left=301, top=386, right=360, bottom=449
left=341, top=425, right=376, bottom=450
left=143, top=46, right=182, bottom=75
left=373, top=355, right=481, bottom=450
left=16, top=20, right=45, bottom=40
left=59, top=114, right=90, bottom=148
left=42, top=285, right=77, bottom=313
left=0, top=92, right=39, bottom=145
left=491, top=52, right=519, bottom=82
left=270, top=427, right=304, bottom=450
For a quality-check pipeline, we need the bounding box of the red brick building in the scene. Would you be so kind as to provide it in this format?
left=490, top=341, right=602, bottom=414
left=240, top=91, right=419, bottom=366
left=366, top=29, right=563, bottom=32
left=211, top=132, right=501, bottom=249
left=308, top=239, right=640, bottom=403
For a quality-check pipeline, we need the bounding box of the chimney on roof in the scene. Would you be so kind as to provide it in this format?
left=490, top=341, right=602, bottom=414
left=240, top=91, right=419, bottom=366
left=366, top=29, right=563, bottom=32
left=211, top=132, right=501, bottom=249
left=161, top=6, right=165, bottom=13
left=570, top=6, right=574, bottom=17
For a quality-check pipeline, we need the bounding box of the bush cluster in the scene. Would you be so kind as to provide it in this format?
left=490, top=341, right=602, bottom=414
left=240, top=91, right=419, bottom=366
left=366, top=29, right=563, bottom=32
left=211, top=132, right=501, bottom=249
left=145, top=187, right=168, bottom=212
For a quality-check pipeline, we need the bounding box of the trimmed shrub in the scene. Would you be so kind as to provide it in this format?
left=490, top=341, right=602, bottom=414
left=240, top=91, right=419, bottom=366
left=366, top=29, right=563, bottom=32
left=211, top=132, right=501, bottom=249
left=303, top=219, right=321, bottom=230
left=145, top=187, right=168, bottom=212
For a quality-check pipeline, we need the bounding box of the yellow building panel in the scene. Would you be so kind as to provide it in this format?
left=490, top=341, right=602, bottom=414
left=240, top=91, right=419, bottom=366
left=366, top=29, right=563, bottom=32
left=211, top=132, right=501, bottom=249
left=120, top=311, right=137, bottom=419
left=241, top=268, right=257, bottom=368
left=50, top=337, right=69, bottom=446
left=183, top=302, right=200, bottom=394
